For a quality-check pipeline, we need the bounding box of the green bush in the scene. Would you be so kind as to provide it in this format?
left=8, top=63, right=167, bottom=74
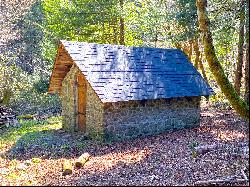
left=33, top=79, right=50, bottom=94
left=10, top=89, right=61, bottom=116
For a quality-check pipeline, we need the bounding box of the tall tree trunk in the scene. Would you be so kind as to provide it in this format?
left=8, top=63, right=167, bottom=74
left=174, top=42, right=182, bottom=49
left=244, top=0, right=249, bottom=103
left=196, top=0, right=249, bottom=120
left=234, top=2, right=245, bottom=95
left=112, top=19, right=118, bottom=44
left=199, top=53, right=208, bottom=82
left=154, top=30, right=158, bottom=48
left=245, top=42, right=249, bottom=103
left=119, top=0, right=125, bottom=45
left=101, top=11, right=105, bottom=43
left=193, top=38, right=200, bottom=69
left=175, top=42, right=190, bottom=60
left=188, top=39, right=193, bottom=61
left=181, top=42, right=190, bottom=59
left=193, top=38, right=208, bottom=82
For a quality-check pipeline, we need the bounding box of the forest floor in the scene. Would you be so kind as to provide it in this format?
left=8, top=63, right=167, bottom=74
left=0, top=105, right=249, bottom=186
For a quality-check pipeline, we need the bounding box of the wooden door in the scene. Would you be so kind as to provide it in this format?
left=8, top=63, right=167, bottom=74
left=77, top=73, right=86, bottom=132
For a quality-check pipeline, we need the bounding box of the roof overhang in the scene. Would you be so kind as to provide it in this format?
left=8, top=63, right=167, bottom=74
left=48, top=41, right=74, bottom=94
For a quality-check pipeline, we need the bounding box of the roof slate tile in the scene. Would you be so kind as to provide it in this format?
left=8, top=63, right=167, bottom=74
left=61, top=40, right=214, bottom=102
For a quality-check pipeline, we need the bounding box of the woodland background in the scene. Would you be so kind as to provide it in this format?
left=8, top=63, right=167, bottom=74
left=0, top=1, right=249, bottom=186
left=0, top=0, right=249, bottom=120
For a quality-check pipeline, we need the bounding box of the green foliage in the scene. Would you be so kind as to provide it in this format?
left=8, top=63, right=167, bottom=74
left=188, top=140, right=199, bottom=158
left=33, top=79, right=49, bottom=94
left=42, top=0, right=121, bottom=44
left=123, top=0, right=166, bottom=47
left=9, top=0, right=48, bottom=74
left=10, top=89, right=61, bottom=116
left=1, top=0, right=248, bottom=119
left=0, top=0, right=60, bottom=113
left=197, top=0, right=249, bottom=120
left=0, top=55, right=30, bottom=106
left=168, top=0, right=199, bottom=42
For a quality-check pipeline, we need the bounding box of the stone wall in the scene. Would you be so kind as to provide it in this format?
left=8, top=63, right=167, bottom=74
left=85, top=81, right=104, bottom=141
left=61, top=64, right=79, bottom=131
left=61, top=65, right=201, bottom=142
left=61, top=64, right=104, bottom=139
left=103, top=97, right=201, bottom=141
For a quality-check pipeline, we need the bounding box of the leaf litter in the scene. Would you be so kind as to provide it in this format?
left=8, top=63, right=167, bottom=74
left=0, top=106, right=249, bottom=186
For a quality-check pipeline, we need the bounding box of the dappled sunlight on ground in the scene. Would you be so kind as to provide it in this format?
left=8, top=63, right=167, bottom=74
left=211, top=129, right=246, bottom=141
left=0, top=107, right=249, bottom=186
left=84, top=149, right=151, bottom=172
left=200, top=111, right=215, bottom=117
left=198, top=108, right=248, bottom=143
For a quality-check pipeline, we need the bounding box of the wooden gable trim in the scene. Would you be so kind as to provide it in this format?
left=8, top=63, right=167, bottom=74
left=48, top=42, right=75, bottom=94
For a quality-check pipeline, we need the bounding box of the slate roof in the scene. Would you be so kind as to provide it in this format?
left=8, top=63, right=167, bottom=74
left=61, top=40, right=214, bottom=103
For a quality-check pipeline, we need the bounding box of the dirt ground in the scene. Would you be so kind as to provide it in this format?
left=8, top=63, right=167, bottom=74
left=0, top=106, right=249, bottom=186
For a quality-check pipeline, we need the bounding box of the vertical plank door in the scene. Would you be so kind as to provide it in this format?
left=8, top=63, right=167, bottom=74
left=77, top=73, right=86, bottom=132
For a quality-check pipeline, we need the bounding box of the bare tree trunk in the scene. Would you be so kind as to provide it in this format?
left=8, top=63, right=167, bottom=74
left=196, top=0, right=249, bottom=120
left=234, top=1, right=245, bottom=95
left=245, top=38, right=249, bottom=103
left=193, top=38, right=208, bottom=81
left=154, top=31, right=158, bottom=48
left=244, top=0, right=249, bottom=103
left=199, top=53, right=208, bottom=82
left=112, top=19, right=118, bottom=44
left=119, top=0, right=125, bottom=45
left=175, top=42, right=190, bottom=60
left=188, top=39, right=193, bottom=61
left=101, top=11, right=105, bottom=43
left=193, top=38, right=200, bottom=68
left=184, top=43, right=189, bottom=55
left=174, top=42, right=182, bottom=49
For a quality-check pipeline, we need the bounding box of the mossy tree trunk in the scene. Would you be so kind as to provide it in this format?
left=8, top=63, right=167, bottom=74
left=234, top=1, right=245, bottom=95
left=244, top=0, right=249, bottom=103
left=196, top=0, right=249, bottom=120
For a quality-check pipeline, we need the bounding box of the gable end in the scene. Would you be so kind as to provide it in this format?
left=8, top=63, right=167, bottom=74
left=48, top=43, right=74, bottom=94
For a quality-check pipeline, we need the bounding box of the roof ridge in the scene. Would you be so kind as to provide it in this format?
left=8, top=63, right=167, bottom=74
left=60, top=40, right=183, bottom=52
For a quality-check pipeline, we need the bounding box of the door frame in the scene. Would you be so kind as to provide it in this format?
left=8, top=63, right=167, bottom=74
left=76, top=73, right=86, bottom=132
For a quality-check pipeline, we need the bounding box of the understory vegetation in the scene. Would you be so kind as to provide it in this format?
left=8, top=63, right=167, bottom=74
left=0, top=0, right=249, bottom=119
